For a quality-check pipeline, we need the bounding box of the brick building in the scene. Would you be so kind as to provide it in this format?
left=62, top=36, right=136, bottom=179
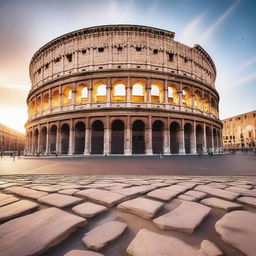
left=0, top=123, right=25, bottom=152
left=222, top=110, right=256, bottom=149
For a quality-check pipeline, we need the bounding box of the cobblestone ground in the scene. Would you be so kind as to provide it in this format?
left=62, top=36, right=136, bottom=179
left=0, top=175, right=256, bottom=256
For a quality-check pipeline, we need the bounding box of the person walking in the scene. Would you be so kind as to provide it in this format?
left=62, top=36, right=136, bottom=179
left=12, top=152, right=16, bottom=161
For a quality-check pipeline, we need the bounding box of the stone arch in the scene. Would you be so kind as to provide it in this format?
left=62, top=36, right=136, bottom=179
left=75, top=121, right=85, bottom=154
left=91, top=120, right=104, bottom=154
left=111, top=81, right=126, bottom=102
left=184, top=123, right=192, bottom=154
left=29, top=101, right=36, bottom=118
left=52, top=90, right=60, bottom=108
left=211, top=98, right=217, bottom=116
left=170, top=122, right=179, bottom=153
left=36, top=96, right=41, bottom=114
left=151, top=82, right=164, bottom=103
left=196, top=124, right=203, bottom=153
left=93, top=82, right=107, bottom=102
left=132, top=120, right=145, bottom=154
left=43, top=94, right=49, bottom=111
left=76, top=84, right=88, bottom=104
left=61, top=123, right=69, bottom=154
left=131, top=81, right=146, bottom=102
left=111, top=119, right=124, bottom=154
left=204, top=94, right=210, bottom=112
left=182, top=87, right=192, bottom=107
left=168, top=85, right=179, bottom=104
left=152, top=120, right=164, bottom=154
left=62, top=87, right=72, bottom=106
left=195, top=90, right=202, bottom=110
left=34, top=128, right=39, bottom=153
left=49, top=125, right=57, bottom=153
left=206, top=126, right=212, bottom=150
left=40, top=126, right=47, bottom=153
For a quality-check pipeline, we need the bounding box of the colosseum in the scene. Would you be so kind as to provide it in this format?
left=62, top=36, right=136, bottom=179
left=25, top=24, right=222, bottom=156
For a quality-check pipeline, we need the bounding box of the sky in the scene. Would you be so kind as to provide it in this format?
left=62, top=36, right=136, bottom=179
left=0, top=0, right=255, bottom=133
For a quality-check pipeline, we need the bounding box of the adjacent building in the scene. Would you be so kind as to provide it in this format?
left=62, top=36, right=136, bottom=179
left=0, top=123, right=25, bottom=152
left=222, top=110, right=256, bottom=149
left=25, top=24, right=222, bottom=155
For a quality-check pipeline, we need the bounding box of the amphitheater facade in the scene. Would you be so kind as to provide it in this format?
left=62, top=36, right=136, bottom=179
left=25, top=25, right=222, bottom=155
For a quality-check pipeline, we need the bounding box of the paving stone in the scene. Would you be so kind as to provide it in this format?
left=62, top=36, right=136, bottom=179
left=177, top=194, right=197, bottom=201
left=64, top=250, right=104, bottom=256
left=184, top=190, right=207, bottom=200
left=0, top=183, right=18, bottom=189
left=146, top=188, right=179, bottom=201
left=215, top=210, right=256, bottom=256
left=58, top=189, right=80, bottom=195
left=117, top=198, right=163, bottom=219
left=0, top=193, right=19, bottom=207
left=5, top=186, right=48, bottom=199
left=226, top=186, right=256, bottom=197
left=127, top=228, right=221, bottom=256
left=201, top=197, right=242, bottom=211
left=163, top=184, right=190, bottom=193
left=0, top=200, right=39, bottom=221
left=153, top=201, right=211, bottom=233
left=111, top=185, right=155, bottom=197
left=38, top=193, right=83, bottom=208
left=0, top=207, right=87, bottom=256
left=237, top=196, right=256, bottom=207
left=200, top=240, right=223, bottom=256
left=83, top=221, right=127, bottom=251
left=31, top=185, right=61, bottom=192
left=72, top=202, right=107, bottom=218
left=195, top=185, right=239, bottom=200
left=76, top=189, right=127, bottom=207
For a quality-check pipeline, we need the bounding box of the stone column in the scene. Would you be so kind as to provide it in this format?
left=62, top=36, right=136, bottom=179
left=49, top=89, right=52, bottom=111
left=146, top=82, right=151, bottom=107
left=84, top=118, right=91, bottom=155
left=124, top=116, right=132, bottom=155
left=88, top=86, right=92, bottom=106
left=45, top=123, right=49, bottom=155
left=203, top=123, right=207, bottom=153
left=40, top=93, right=43, bottom=114
left=164, top=80, right=168, bottom=104
left=179, top=120, right=185, bottom=154
left=126, top=77, right=131, bottom=107
left=211, top=125, right=215, bottom=152
left=68, top=120, right=74, bottom=155
left=104, top=116, right=110, bottom=155
left=37, top=126, right=41, bottom=153
left=191, top=121, right=197, bottom=154
left=146, top=116, right=153, bottom=155
left=178, top=91, right=182, bottom=106
left=106, top=78, right=111, bottom=107
left=72, top=84, right=76, bottom=110
left=164, top=119, right=170, bottom=154
left=56, top=122, right=61, bottom=154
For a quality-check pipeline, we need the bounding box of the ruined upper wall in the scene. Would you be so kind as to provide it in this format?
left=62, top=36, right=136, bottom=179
left=29, top=24, right=216, bottom=89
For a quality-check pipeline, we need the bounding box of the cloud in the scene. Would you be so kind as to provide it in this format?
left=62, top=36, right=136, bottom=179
left=200, top=0, right=240, bottom=44
left=234, top=55, right=256, bottom=72
left=180, top=11, right=206, bottom=46
left=230, top=71, right=256, bottom=87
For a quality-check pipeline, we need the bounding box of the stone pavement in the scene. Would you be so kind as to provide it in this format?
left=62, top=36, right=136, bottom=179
left=0, top=175, right=256, bottom=256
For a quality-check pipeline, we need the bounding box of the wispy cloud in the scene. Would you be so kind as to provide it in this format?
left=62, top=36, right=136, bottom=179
left=180, top=11, right=206, bottom=45
left=230, top=71, right=256, bottom=87
left=234, top=55, right=256, bottom=72
left=200, top=0, right=240, bottom=44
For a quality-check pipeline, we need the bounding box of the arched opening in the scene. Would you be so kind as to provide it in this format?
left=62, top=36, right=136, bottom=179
left=34, top=129, right=39, bottom=153
left=184, top=123, right=192, bottom=154
left=61, top=124, right=69, bottom=154
left=196, top=125, right=203, bottom=153
left=112, top=83, right=126, bottom=102
left=204, top=94, right=210, bottom=112
left=43, top=94, right=49, bottom=111
left=195, top=91, right=202, bottom=110
left=170, top=122, right=179, bottom=153
left=152, top=120, right=164, bottom=154
left=132, top=120, right=145, bottom=154
left=151, top=85, right=160, bottom=103
left=91, top=120, right=104, bottom=154
left=94, top=83, right=107, bottom=102
left=111, top=120, right=124, bottom=154
left=211, top=98, right=217, bottom=116
left=36, top=97, right=41, bottom=114
left=52, top=90, right=60, bottom=108
left=168, top=86, right=178, bottom=104
left=76, top=85, right=88, bottom=104
left=182, top=87, right=192, bottom=107
left=40, top=127, right=47, bottom=153
left=132, top=82, right=145, bottom=102
left=75, top=122, right=85, bottom=154
left=29, top=131, right=33, bottom=153
left=206, top=127, right=212, bottom=150
left=63, top=87, right=72, bottom=106
left=49, top=125, right=57, bottom=153
left=29, top=101, right=36, bottom=118
left=213, top=128, right=217, bottom=150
